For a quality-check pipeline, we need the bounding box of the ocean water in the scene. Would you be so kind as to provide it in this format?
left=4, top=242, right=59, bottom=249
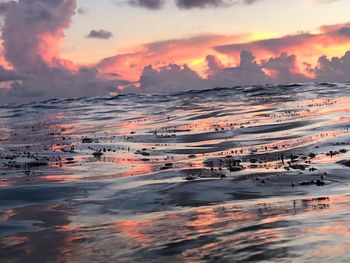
left=1, top=83, right=350, bottom=262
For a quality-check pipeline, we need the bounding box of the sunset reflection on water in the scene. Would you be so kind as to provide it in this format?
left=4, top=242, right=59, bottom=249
left=2, top=84, right=350, bottom=262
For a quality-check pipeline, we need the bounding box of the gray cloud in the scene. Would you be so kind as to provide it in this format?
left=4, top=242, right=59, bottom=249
left=206, top=51, right=269, bottom=87
left=313, top=51, right=350, bottom=82
left=137, top=64, right=207, bottom=93
left=77, top=6, right=89, bottom=14
left=87, top=29, right=113, bottom=39
left=261, top=53, right=310, bottom=84
left=175, top=0, right=260, bottom=9
left=126, top=0, right=164, bottom=9
left=0, top=1, right=13, bottom=15
left=0, top=66, right=27, bottom=82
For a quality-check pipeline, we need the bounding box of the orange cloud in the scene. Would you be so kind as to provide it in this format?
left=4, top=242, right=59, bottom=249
left=39, top=33, right=76, bottom=71
left=97, top=34, right=250, bottom=81
left=214, top=26, right=350, bottom=73
left=96, top=20, right=350, bottom=83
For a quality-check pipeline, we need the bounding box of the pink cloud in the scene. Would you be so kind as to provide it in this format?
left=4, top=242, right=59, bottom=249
left=2, top=0, right=77, bottom=71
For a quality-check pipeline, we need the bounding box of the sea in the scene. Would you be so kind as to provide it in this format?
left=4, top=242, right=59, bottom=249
left=1, top=83, right=350, bottom=262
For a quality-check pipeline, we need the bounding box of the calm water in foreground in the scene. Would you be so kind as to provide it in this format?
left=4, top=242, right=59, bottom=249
left=2, top=83, right=350, bottom=262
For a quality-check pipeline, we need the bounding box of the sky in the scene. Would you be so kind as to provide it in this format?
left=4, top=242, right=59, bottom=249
left=1, top=0, right=350, bottom=103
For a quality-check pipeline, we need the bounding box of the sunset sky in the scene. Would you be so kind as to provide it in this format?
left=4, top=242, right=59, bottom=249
left=1, top=0, right=350, bottom=103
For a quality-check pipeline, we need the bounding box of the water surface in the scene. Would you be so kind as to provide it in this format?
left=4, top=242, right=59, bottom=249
left=1, top=83, right=350, bottom=262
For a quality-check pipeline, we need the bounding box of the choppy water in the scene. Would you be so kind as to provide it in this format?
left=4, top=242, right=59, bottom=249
left=1, top=83, right=350, bottom=262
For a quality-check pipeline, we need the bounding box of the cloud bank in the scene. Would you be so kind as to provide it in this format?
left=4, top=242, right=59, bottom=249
left=130, top=51, right=312, bottom=94
left=122, top=49, right=350, bottom=95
